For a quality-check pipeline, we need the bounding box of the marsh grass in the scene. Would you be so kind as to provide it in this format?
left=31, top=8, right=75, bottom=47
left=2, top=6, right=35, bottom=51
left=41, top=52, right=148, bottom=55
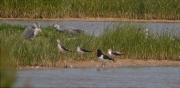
left=0, top=0, right=179, bottom=20
left=0, top=23, right=179, bottom=67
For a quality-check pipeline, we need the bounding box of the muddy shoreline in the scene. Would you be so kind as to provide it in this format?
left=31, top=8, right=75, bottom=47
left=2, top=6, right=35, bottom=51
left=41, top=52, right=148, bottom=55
left=1, top=18, right=180, bottom=23
left=18, top=59, right=180, bottom=70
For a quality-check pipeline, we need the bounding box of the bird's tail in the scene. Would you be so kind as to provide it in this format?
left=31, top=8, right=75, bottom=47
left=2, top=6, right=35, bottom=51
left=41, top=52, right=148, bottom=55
left=86, top=50, right=92, bottom=52
left=83, top=50, right=92, bottom=52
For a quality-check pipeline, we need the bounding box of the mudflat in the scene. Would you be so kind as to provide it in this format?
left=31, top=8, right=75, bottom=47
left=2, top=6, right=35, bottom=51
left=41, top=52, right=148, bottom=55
left=18, top=59, right=180, bottom=70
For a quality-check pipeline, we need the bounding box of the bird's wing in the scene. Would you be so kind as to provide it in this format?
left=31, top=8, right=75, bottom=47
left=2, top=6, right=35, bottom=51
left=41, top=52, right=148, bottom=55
left=21, top=26, right=34, bottom=38
left=103, top=55, right=114, bottom=61
left=61, top=46, right=72, bottom=52
left=80, top=48, right=92, bottom=52
left=65, top=25, right=77, bottom=30
left=111, top=51, right=122, bottom=56
left=57, top=29, right=69, bottom=33
left=58, top=25, right=72, bottom=32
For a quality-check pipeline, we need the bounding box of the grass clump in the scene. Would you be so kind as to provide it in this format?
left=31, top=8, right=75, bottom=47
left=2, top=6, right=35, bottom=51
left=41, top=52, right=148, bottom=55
left=0, top=23, right=179, bottom=67
left=99, top=25, right=180, bottom=60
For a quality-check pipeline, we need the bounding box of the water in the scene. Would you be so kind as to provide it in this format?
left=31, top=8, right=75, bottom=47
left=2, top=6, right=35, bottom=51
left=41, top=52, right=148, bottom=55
left=13, top=67, right=180, bottom=87
left=0, top=20, right=180, bottom=36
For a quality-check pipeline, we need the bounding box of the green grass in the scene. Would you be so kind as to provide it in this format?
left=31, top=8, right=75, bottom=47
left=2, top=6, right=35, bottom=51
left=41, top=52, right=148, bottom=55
left=0, top=23, right=179, bottom=67
left=0, top=0, right=179, bottom=20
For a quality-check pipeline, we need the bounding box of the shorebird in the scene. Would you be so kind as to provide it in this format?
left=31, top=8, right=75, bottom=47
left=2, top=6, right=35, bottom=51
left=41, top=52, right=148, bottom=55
left=108, top=49, right=124, bottom=57
left=77, top=46, right=92, bottom=61
left=93, top=49, right=115, bottom=68
left=57, top=39, right=72, bottom=68
left=52, top=23, right=84, bottom=34
left=145, top=28, right=149, bottom=39
left=21, top=22, right=42, bottom=40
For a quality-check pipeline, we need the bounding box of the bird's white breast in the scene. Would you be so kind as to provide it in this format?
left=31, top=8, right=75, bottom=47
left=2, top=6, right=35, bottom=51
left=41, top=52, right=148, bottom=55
left=108, top=50, right=112, bottom=56
left=34, top=28, right=41, bottom=37
left=57, top=44, right=65, bottom=52
left=77, top=47, right=84, bottom=54
left=98, top=55, right=108, bottom=63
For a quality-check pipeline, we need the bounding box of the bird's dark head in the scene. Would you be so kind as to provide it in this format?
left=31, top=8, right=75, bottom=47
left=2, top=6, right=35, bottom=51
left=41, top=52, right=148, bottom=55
left=97, top=49, right=102, bottom=54
left=92, top=49, right=103, bottom=57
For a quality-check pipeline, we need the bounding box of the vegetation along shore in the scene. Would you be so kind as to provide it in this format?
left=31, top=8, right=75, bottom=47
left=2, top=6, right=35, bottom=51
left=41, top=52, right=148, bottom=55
left=0, top=0, right=180, bottom=20
left=0, top=23, right=179, bottom=67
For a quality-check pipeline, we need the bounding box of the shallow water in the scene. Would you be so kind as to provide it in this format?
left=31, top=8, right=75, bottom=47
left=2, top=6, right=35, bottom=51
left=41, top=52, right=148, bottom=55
left=13, top=67, right=180, bottom=87
left=0, top=20, right=180, bottom=36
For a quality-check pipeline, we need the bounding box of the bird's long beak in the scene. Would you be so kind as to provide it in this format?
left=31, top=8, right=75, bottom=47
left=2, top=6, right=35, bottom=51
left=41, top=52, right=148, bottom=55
left=92, top=50, right=97, bottom=55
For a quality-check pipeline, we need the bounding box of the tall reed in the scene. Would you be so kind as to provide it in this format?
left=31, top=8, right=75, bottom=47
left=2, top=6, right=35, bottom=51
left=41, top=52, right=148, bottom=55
left=0, top=0, right=179, bottom=20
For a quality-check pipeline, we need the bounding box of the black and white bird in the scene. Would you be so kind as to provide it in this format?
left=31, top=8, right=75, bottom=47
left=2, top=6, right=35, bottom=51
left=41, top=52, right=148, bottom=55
left=57, top=39, right=71, bottom=68
left=77, top=46, right=92, bottom=61
left=93, top=49, right=115, bottom=68
left=108, top=49, right=124, bottom=57
left=21, top=22, right=42, bottom=40
left=57, top=39, right=72, bottom=53
left=53, top=23, right=84, bottom=34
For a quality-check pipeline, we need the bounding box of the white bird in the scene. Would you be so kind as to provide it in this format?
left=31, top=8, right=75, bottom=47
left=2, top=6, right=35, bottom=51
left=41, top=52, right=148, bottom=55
left=145, top=28, right=149, bottom=39
left=57, top=39, right=72, bottom=68
left=57, top=39, right=72, bottom=53
left=21, top=22, right=42, bottom=40
left=53, top=23, right=84, bottom=34
left=77, top=46, right=92, bottom=61
left=108, top=49, right=124, bottom=57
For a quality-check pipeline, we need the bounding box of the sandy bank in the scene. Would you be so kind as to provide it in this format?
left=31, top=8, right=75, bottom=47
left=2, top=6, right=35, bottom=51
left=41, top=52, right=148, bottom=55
left=18, top=59, right=180, bottom=70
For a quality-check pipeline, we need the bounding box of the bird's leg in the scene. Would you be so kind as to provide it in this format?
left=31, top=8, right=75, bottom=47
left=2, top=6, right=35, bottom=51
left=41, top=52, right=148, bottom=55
left=64, top=61, right=67, bottom=68
left=80, top=54, right=82, bottom=61
left=81, top=54, right=84, bottom=61
left=62, top=53, right=68, bottom=68
left=60, top=53, right=65, bottom=68
left=101, top=63, right=105, bottom=68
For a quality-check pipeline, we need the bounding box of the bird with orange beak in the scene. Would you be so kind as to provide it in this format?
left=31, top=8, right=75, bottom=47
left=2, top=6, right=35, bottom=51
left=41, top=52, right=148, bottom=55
left=93, top=49, right=115, bottom=68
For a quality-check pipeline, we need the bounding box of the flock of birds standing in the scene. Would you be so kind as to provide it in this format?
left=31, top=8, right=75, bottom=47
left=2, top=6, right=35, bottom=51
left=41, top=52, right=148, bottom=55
left=21, top=22, right=124, bottom=68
